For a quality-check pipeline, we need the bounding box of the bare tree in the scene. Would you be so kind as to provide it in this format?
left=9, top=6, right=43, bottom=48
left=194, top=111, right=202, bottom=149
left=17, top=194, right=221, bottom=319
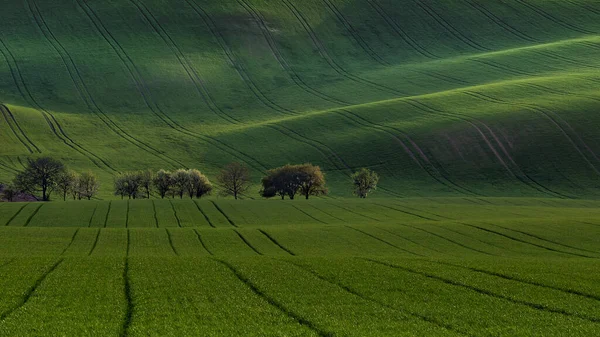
left=56, top=170, right=77, bottom=201
left=217, top=162, right=251, bottom=200
left=352, top=168, right=379, bottom=198
left=14, top=157, right=65, bottom=201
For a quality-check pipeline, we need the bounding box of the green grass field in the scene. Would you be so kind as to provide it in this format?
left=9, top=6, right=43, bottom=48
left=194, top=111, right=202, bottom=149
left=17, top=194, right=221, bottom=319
left=0, top=198, right=600, bottom=335
left=1, top=0, right=600, bottom=198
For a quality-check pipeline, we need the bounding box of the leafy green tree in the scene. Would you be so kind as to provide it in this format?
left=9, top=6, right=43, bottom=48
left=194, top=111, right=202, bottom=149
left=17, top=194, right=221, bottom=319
left=56, top=170, right=77, bottom=201
left=153, top=170, right=172, bottom=199
left=187, top=169, right=213, bottom=199
left=217, top=162, right=251, bottom=200
left=78, top=171, right=99, bottom=200
left=14, top=157, right=65, bottom=201
left=139, top=169, right=154, bottom=199
left=352, top=168, right=379, bottom=198
left=297, top=164, right=328, bottom=200
left=171, top=169, right=190, bottom=199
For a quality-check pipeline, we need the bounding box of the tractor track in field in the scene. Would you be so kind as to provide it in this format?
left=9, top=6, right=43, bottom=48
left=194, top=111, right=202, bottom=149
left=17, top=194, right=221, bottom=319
left=103, top=201, right=112, bottom=228
left=151, top=201, right=158, bottom=228
left=281, top=0, right=404, bottom=96
left=430, top=260, right=600, bottom=303
left=336, top=108, right=481, bottom=197
left=258, top=229, right=295, bottom=256
left=231, top=0, right=350, bottom=106
left=344, top=225, right=422, bottom=256
left=76, top=0, right=270, bottom=173
left=329, top=203, right=382, bottom=222
left=210, top=201, right=237, bottom=227
left=214, top=259, right=331, bottom=337
left=282, top=259, right=473, bottom=336
left=457, top=222, right=597, bottom=258
left=464, top=0, right=538, bottom=43
left=88, top=229, right=101, bottom=256
left=412, top=0, right=489, bottom=52
left=130, top=0, right=244, bottom=123
left=0, top=160, right=19, bottom=175
left=464, top=90, right=600, bottom=179
left=27, top=0, right=182, bottom=170
left=403, top=97, right=572, bottom=199
left=396, top=222, right=496, bottom=256
left=375, top=226, right=444, bottom=254
left=165, top=229, right=178, bottom=255
left=289, top=204, right=328, bottom=224
left=482, top=222, right=600, bottom=255
left=305, top=204, right=346, bottom=222
left=512, top=0, right=596, bottom=35
left=22, top=204, right=43, bottom=227
left=60, top=228, right=80, bottom=255
left=366, top=0, right=438, bottom=59
left=373, top=203, right=440, bottom=221
left=193, top=229, right=213, bottom=255
left=4, top=204, right=28, bottom=226
left=365, top=258, right=600, bottom=324
left=234, top=229, right=262, bottom=255
left=169, top=200, right=182, bottom=227
left=0, top=104, right=39, bottom=154
left=0, top=258, right=64, bottom=322
left=121, top=244, right=133, bottom=337
left=0, top=36, right=113, bottom=173
left=437, top=225, right=518, bottom=253
left=320, top=0, right=390, bottom=67
left=193, top=201, right=215, bottom=228
left=88, top=204, right=98, bottom=227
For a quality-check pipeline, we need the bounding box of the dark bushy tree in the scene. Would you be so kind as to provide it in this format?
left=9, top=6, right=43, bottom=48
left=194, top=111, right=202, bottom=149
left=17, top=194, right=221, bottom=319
left=352, top=168, right=379, bottom=198
left=153, top=170, right=172, bottom=199
left=260, top=164, right=326, bottom=200
left=14, top=157, right=65, bottom=201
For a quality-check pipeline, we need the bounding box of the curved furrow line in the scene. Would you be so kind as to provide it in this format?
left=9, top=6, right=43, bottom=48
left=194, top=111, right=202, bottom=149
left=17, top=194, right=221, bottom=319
left=165, top=229, right=178, bottom=255
left=329, top=203, right=382, bottom=222
left=0, top=160, right=19, bottom=174
left=458, top=222, right=597, bottom=258
left=0, top=36, right=113, bottom=173
left=233, top=229, right=262, bottom=255
left=0, top=259, right=64, bottom=321
left=408, top=97, right=572, bottom=199
left=0, top=104, right=39, bottom=153
left=366, top=0, right=439, bottom=59
left=280, top=259, right=473, bottom=336
left=88, top=229, right=101, bottom=255
left=210, top=201, right=237, bottom=227
left=60, top=228, right=80, bottom=255
left=374, top=203, right=441, bottom=221
left=151, top=200, right=158, bottom=228
left=132, top=0, right=243, bottom=123
left=483, top=222, right=600, bottom=255
left=412, top=0, right=490, bottom=52
left=431, top=260, right=600, bottom=302
left=375, top=226, right=445, bottom=254
left=518, top=83, right=600, bottom=103
left=258, top=229, right=295, bottom=256
left=466, top=90, right=600, bottom=176
left=231, top=0, right=350, bottom=106
left=193, top=201, right=215, bottom=228
left=75, top=0, right=269, bottom=173
left=281, top=0, right=405, bottom=96
left=365, top=258, right=600, bottom=324
left=338, top=108, right=482, bottom=196
left=344, top=225, right=424, bottom=256
left=193, top=229, right=213, bottom=255
left=435, top=225, right=518, bottom=254
left=214, top=259, right=331, bottom=336
left=23, top=204, right=43, bottom=227
left=87, top=204, right=97, bottom=227
left=28, top=0, right=184, bottom=170
left=464, top=0, right=538, bottom=43
left=396, top=222, right=496, bottom=256
left=305, top=204, right=346, bottom=222
left=289, top=204, right=327, bottom=224
left=169, top=200, right=182, bottom=227
left=511, top=0, right=597, bottom=35
left=410, top=69, right=470, bottom=86
left=468, top=58, right=531, bottom=76
left=532, top=50, right=600, bottom=70
left=320, top=0, right=390, bottom=66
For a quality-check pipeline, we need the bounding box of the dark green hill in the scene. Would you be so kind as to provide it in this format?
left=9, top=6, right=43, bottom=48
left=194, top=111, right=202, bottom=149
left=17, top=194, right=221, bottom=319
left=1, top=0, right=600, bottom=198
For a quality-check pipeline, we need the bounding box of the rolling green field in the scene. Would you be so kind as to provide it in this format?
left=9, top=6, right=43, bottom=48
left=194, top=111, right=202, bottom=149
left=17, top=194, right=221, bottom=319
left=0, top=198, right=600, bottom=335
left=1, top=0, right=600, bottom=197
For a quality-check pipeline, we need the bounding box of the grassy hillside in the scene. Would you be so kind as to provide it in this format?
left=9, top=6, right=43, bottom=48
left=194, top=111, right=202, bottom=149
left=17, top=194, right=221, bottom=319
left=1, top=0, right=600, bottom=198
left=1, top=198, right=600, bottom=335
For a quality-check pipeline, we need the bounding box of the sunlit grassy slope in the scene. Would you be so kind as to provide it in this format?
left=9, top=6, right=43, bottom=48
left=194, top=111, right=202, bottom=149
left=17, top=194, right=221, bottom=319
left=1, top=0, right=600, bottom=198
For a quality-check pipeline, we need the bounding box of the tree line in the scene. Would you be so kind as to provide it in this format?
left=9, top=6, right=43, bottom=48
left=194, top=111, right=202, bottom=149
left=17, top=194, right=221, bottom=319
left=1, top=157, right=380, bottom=201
